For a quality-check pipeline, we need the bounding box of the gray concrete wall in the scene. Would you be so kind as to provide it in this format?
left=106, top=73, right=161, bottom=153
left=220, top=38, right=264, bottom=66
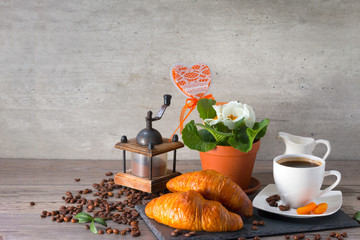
left=0, top=0, right=359, bottom=161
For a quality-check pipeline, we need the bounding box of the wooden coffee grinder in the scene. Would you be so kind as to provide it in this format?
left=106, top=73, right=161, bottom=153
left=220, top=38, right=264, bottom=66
left=114, top=94, right=184, bottom=193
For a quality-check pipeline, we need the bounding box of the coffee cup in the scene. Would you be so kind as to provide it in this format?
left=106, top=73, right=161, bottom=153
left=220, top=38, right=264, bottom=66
left=273, top=154, right=341, bottom=208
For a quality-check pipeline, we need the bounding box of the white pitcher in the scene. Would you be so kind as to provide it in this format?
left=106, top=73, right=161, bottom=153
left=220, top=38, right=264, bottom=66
left=277, top=132, right=331, bottom=160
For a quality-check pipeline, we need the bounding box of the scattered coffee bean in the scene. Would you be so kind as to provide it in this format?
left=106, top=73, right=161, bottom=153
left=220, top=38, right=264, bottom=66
left=105, top=172, right=113, bottom=176
left=279, top=205, right=286, bottom=211
left=113, top=228, right=119, bottom=234
left=258, top=220, right=265, bottom=226
left=285, top=235, right=290, bottom=239
left=189, top=231, right=196, bottom=236
left=98, top=230, right=104, bottom=234
left=341, top=232, right=347, bottom=237
left=30, top=202, right=35, bottom=206
left=293, top=235, right=298, bottom=240
left=251, top=226, right=258, bottom=230
left=298, top=233, right=305, bottom=239
left=106, top=228, right=113, bottom=234
left=185, top=233, right=191, bottom=237
left=357, top=196, right=360, bottom=200
left=85, top=225, right=90, bottom=229
left=74, top=178, right=80, bottom=182
left=252, top=220, right=259, bottom=226
left=71, top=219, right=77, bottom=223
left=330, top=232, right=336, bottom=237
left=120, top=230, right=126, bottom=235
left=174, top=228, right=182, bottom=233
left=254, top=236, right=260, bottom=240
left=171, top=231, right=178, bottom=236
left=314, top=233, right=321, bottom=240
left=238, top=238, right=246, bottom=240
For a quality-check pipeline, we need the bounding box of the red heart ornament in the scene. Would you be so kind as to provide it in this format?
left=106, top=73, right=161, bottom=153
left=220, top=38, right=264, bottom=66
left=171, top=63, right=211, bottom=99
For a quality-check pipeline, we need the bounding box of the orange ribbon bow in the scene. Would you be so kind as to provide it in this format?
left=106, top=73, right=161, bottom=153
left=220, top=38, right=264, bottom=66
left=169, top=94, right=214, bottom=141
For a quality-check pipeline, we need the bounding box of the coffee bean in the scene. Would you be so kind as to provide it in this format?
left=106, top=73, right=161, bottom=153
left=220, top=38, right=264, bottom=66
left=285, top=235, right=290, bottom=239
left=326, top=238, right=331, bottom=240
left=185, top=233, right=191, bottom=237
left=254, top=236, right=260, bottom=240
left=238, top=238, right=246, bottom=240
left=341, top=232, right=347, bottom=237
left=293, top=236, right=298, bottom=240
left=252, top=220, right=259, bottom=226
left=98, top=230, right=104, bottom=234
left=171, top=231, right=178, bottom=236
left=189, top=231, right=196, bottom=236
left=74, top=178, right=80, bottom=182
left=259, top=220, right=265, bottom=226
left=30, top=202, right=35, bottom=206
left=298, top=233, right=305, bottom=239
left=314, top=233, right=321, bottom=240
left=105, top=172, right=113, bottom=176
left=85, top=225, right=90, bottom=229
left=106, top=228, right=113, bottom=234
left=330, top=232, right=336, bottom=237
left=120, top=230, right=126, bottom=235
left=126, top=227, right=131, bottom=232
left=251, top=226, right=258, bottom=230
left=285, top=204, right=291, bottom=210
left=279, top=205, right=286, bottom=211
left=357, top=196, right=360, bottom=200
left=174, top=228, right=182, bottom=233
left=113, top=229, right=119, bottom=234
left=71, top=219, right=77, bottom=223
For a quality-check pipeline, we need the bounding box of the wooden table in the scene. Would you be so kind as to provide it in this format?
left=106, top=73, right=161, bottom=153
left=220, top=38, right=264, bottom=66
left=0, top=159, right=359, bottom=239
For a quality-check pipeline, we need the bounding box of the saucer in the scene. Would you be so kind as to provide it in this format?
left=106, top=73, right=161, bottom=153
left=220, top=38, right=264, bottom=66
left=253, top=184, right=342, bottom=218
left=244, top=177, right=261, bottom=195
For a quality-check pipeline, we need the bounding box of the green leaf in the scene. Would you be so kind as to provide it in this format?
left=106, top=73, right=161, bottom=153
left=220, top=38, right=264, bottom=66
left=182, top=120, right=217, bottom=152
left=229, top=118, right=270, bottom=153
left=74, top=212, right=93, bottom=223
left=90, top=221, right=97, bottom=234
left=354, top=211, right=360, bottom=221
left=196, top=123, right=233, bottom=145
left=198, top=129, right=216, bottom=142
left=93, top=218, right=107, bottom=227
left=197, top=98, right=216, bottom=120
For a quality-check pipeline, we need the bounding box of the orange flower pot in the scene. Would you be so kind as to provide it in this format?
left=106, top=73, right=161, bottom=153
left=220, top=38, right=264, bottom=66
left=199, top=140, right=260, bottom=190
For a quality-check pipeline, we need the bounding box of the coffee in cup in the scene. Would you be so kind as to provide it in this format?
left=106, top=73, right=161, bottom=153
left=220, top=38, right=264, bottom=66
left=273, top=154, right=341, bottom=208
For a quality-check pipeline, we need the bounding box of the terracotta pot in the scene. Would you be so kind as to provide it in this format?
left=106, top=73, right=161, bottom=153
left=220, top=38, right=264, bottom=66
left=199, top=140, right=260, bottom=190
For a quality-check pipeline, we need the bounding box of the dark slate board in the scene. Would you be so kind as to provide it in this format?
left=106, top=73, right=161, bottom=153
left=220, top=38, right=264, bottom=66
left=135, top=205, right=359, bottom=240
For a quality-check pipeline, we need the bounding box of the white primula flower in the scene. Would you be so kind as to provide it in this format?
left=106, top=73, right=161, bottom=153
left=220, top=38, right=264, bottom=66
left=243, top=104, right=256, bottom=128
left=204, top=105, right=223, bottom=126
left=222, top=101, right=246, bottom=130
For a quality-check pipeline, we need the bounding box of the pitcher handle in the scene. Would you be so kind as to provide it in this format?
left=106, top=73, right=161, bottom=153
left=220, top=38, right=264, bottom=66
left=315, top=139, right=331, bottom=160
left=316, top=170, right=341, bottom=198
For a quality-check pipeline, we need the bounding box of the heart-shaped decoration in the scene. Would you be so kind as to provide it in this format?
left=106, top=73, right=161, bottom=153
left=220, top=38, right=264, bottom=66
left=171, top=63, right=211, bottom=99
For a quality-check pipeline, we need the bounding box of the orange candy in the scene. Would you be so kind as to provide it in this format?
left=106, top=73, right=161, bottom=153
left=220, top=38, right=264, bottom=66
left=312, top=203, right=328, bottom=214
left=296, top=202, right=328, bottom=215
left=296, top=202, right=317, bottom=215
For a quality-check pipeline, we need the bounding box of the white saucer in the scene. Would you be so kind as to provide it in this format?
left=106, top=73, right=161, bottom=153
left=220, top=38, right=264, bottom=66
left=253, top=184, right=342, bottom=218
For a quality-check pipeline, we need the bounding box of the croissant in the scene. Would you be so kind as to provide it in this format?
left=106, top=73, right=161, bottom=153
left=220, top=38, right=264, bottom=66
left=166, top=169, right=253, bottom=217
left=145, top=190, right=243, bottom=232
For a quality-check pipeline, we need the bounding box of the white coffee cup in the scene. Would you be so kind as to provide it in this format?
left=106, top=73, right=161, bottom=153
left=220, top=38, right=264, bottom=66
left=273, top=154, right=341, bottom=208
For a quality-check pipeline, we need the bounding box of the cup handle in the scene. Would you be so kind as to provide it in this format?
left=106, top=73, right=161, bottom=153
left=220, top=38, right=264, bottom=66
left=316, top=170, right=341, bottom=198
left=315, top=139, right=331, bottom=160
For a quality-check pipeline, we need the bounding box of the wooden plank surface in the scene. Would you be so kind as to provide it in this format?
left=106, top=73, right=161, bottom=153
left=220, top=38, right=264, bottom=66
left=0, top=158, right=359, bottom=240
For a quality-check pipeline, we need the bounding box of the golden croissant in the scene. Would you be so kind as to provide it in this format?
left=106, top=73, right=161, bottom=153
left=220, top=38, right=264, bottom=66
left=166, top=169, right=253, bottom=217
left=145, top=190, right=243, bottom=232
